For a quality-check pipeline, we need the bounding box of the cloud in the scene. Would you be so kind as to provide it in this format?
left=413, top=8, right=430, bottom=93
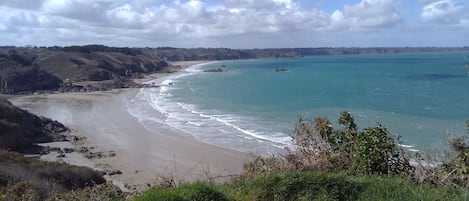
left=0, top=0, right=466, bottom=48
left=419, top=0, right=468, bottom=25
left=0, top=0, right=43, bottom=10
left=328, top=0, right=402, bottom=31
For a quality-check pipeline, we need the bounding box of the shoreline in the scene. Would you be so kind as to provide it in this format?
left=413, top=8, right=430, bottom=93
left=133, top=60, right=214, bottom=84
left=10, top=60, right=249, bottom=191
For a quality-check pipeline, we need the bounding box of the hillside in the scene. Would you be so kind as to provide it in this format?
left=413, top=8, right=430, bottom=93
left=0, top=98, right=67, bottom=151
left=0, top=46, right=171, bottom=94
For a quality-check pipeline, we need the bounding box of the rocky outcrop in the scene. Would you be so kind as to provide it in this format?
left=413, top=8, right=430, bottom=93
left=274, top=68, right=288, bottom=72
left=203, top=68, right=224, bottom=73
left=0, top=98, right=68, bottom=151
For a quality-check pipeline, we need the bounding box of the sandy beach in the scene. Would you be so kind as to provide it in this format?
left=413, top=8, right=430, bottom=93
left=10, top=61, right=249, bottom=190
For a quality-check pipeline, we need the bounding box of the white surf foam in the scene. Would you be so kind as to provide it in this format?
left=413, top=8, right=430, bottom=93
left=125, top=62, right=291, bottom=154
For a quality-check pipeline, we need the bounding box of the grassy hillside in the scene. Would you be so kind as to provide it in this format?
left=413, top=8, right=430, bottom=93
left=134, top=171, right=468, bottom=201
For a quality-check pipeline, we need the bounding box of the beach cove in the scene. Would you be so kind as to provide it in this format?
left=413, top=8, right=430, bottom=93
left=8, top=52, right=469, bottom=190
left=10, top=61, right=249, bottom=190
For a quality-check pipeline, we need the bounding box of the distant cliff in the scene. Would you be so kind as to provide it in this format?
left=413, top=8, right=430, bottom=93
left=144, top=46, right=469, bottom=61
left=0, top=46, right=171, bottom=94
left=0, top=50, right=63, bottom=94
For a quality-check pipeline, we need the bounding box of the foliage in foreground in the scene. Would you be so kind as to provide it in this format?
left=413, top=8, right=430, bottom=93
left=244, top=112, right=414, bottom=179
left=0, top=150, right=107, bottom=201
left=420, top=121, right=469, bottom=187
left=134, top=171, right=468, bottom=201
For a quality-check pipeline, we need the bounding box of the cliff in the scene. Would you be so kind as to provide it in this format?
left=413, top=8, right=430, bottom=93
left=0, top=46, right=171, bottom=94
left=0, top=98, right=68, bottom=151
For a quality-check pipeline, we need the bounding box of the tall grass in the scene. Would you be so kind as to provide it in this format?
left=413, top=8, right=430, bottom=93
left=134, top=171, right=468, bottom=201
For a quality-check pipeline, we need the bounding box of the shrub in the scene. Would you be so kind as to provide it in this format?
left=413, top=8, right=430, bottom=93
left=353, top=125, right=413, bottom=176
left=422, top=121, right=469, bottom=187
left=245, top=111, right=414, bottom=177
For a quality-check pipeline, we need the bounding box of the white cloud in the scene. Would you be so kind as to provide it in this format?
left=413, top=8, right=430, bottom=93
left=420, top=0, right=468, bottom=24
left=327, top=0, right=402, bottom=31
left=0, top=0, right=466, bottom=48
left=0, top=0, right=43, bottom=10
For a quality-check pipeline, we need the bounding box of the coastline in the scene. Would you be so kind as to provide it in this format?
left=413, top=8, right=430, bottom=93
left=10, top=60, right=248, bottom=190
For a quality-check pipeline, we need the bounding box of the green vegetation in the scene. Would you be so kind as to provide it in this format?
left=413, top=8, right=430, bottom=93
left=134, top=172, right=467, bottom=201
left=134, top=182, right=228, bottom=201
left=244, top=112, right=413, bottom=178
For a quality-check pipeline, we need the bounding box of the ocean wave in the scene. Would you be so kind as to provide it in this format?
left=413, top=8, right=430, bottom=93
left=125, top=62, right=290, bottom=154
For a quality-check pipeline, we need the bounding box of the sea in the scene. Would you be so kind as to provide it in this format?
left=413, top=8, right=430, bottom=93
left=126, top=52, right=469, bottom=155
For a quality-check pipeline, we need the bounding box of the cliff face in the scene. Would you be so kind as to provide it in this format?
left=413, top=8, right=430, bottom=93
left=0, top=46, right=171, bottom=94
left=0, top=50, right=63, bottom=94
left=36, top=50, right=170, bottom=82
left=0, top=98, right=67, bottom=151
left=0, top=67, right=63, bottom=94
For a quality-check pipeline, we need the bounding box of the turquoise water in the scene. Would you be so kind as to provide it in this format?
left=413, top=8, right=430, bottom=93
left=128, top=52, right=469, bottom=154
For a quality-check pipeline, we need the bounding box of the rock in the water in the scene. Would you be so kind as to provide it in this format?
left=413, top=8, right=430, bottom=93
left=274, top=68, right=288, bottom=72
left=203, top=68, right=224, bottom=73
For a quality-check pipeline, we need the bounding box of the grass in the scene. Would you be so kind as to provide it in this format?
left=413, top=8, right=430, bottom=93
left=134, top=182, right=228, bottom=201
left=134, top=171, right=469, bottom=201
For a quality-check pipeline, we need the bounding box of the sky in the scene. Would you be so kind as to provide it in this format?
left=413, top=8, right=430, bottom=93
left=0, top=0, right=468, bottom=48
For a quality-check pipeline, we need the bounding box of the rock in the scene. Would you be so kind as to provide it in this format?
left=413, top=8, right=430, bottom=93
left=107, top=151, right=116, bottom=157
left=274, top=68, right=288, bottom=72
left=57, top=153, right=66, bottom=158
left=203, top=68, right=224, bottom=73
left=42, top=119, right=68, bottom=133
left=63, top=148, right=74, bottom=153
left=49, top=147, right=61, bottom=152
left=107, top=169, right=122, bottom=176
left=71, top=136, right=80, bottom=142
left=78, top=146, right=89, bottom=153
left=85, top=151, right=104, bottom=159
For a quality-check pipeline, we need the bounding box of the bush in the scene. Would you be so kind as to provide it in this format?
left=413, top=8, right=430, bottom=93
left=250, top=111, right=414, bottom=177
left=134, top=182, right=228, bottom=201
left=353, top=125, right=413, bottom=176
left=421, top=121, right=469, bottom=187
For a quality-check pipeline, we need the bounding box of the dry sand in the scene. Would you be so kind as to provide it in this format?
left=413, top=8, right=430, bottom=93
left=11, top=61, right=249, bottom=190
